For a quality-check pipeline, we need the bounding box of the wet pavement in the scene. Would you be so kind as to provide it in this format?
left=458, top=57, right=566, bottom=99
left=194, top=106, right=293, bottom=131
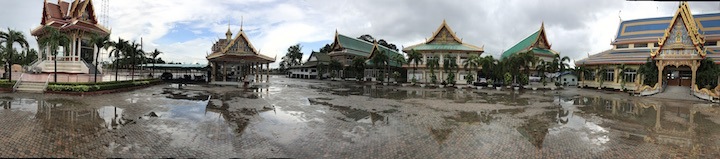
left=0, top=76, right=719, bottom=158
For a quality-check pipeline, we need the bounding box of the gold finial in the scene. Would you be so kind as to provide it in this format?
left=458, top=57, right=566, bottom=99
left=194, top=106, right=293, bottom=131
left=240, top=15, right=244, bottom=31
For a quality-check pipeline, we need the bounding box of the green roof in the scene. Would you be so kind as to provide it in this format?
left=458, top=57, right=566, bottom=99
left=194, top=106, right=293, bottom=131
left=139, top=63, right=208, bottom=69
left=502, top=30, right=540, bottom=59
left=307, top=52, right=331, bottom=63
left=501, top=30, right=556, bottom=59
left=337, top=34, right=375, bottom=56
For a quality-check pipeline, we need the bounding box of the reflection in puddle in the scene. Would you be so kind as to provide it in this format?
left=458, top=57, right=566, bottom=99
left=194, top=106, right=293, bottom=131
left=308, top=98, right=385, bottom=124
left=97, top=106, right=132, bottom=130
left=548, top=95, right=720, bottom=156
left=311, top=84, right=533, bottom=106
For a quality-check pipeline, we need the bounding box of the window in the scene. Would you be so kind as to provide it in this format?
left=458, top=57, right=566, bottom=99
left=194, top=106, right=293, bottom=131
left=634, top=43, right=648, bottom=48
left=584, top=71, right=596, bottom=81
left=616, top=44, right=629, bottom=49
left=624, top=69, right=637, bottom=83
left=572, top=79, right=575, bottom=82
left=605, top=69, right=615, bottom=82
left=564, top=78, right=567, bottom=82
left=705, top=41, right=717, bottom=46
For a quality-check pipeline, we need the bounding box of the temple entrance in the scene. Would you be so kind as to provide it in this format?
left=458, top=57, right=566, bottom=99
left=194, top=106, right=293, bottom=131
left=664, top=66, right=692, bottom=87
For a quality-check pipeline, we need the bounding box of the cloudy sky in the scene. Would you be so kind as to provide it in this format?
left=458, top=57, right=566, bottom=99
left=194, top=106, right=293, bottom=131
left=1, top=0, right=720, bottom=67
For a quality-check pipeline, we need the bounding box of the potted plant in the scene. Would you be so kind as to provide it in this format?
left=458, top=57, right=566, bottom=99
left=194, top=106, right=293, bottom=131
left=487, top=79, right=494, bottom=88
left=430, top=74, right=437, bottom=88
left=393, top=71, right=400, bottom=84
left=411, top=77, right=418, bottom=86
left=504, top=73, right=512, bottom=89
left=439, top=81, right=446, bottom=88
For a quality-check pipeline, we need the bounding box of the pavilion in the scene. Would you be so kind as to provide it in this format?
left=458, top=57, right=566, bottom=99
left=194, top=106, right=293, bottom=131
left=501, top=23, right=560, bottom=77
left=206, top=23, right=274, bottom=86
left=30, top=0, right=110, bottom=74
left=402, top=20, right=484, bottom=85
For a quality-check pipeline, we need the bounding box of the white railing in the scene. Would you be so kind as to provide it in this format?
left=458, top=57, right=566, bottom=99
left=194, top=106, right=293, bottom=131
left=43, top=74, right=51, bottom=92
left=12, top=73, right=25, bottom=92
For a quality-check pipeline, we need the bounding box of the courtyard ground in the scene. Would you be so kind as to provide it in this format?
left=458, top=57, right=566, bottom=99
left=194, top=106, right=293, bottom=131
left=0, top=76, right=718, bottom=158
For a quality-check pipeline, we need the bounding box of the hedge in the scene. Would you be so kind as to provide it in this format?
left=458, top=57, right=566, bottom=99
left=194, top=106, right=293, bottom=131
left=47, top=79, right=162, bottom=92
left=0, top=80, right=16, bottom=88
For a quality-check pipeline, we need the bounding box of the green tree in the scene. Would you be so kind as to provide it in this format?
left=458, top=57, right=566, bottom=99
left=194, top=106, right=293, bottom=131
left=88, top=34, right=111, bottom=82
left=616, top=64, right=628, bottom=91
left=370, top=49, right=388, bottom=82
left=637, top=57, right=658, bottom=86
left=351, top=57, right=366, bottom=81
left=696, top=58, right=720, bottom=89
left=37, top=26, right=70, bottom=82
left=391, top=54, right=406, bottom=82
left=426, top=55, right=440, bottom=84
left=574, top=65, right=591, bottom=87
left=126, top=41, right=144, bottom=81
left=148, top=49, right=162, bottom=78
left=597, top=65, right=607, bottom=88
left=285, top=44, right=303, bottom=66
left=463, top=55, right=479, bottom=84
left=443, top=55, right=458, bottom=85
left=329, top=59, right=342, bottom=79
left=109, top=38, right=129, bottom=81
left=407, top=49, right=423, bottom=83
left=0, top=28, right=29, bottom=80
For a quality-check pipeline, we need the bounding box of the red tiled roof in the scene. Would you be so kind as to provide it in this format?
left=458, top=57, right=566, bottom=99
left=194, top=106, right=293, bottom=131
left=34, top=0, right=109, bottom=36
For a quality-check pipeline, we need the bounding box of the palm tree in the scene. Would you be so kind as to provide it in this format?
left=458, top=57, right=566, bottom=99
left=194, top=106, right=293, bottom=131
left=391, top=54, right=406, bottom=83
left=478, top=56, right=495, bottom=81
left=351, top=57, right=366, bottom=81
left=597, top=65, right=607, bottom=88
left=148, top=49, right=162, bottom=78
left=109, top=38, right=128, bottom=81
left=443, top=55, right=458, bottom=85
left=575, top=65, right=591, bottom=87
left=0, top=28, right=29, bottom=80
left=37, top=26, right=70, bottom=82
left=463, top=55, right=479, bottom=84
left=88, top=34, right=111, bottom=83
left=370, top=49, right=387, bottom=82
left=407, top=49, right=422, bottom=83
left=329, top=59, right=342, bottom=79
left=426, top=55, right=440, bottom=84
left=127, top=41, right=144, bottom=81
left=616, top=64, right=628, bottom=91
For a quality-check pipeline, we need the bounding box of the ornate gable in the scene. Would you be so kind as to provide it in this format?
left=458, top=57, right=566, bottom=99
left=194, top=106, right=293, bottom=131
left=533, top=23, right=551, bottom=49
left=427, top=20, right=462, bottom=45
left=331, top=30, right=343, bottom=51
left=77, top=0, right=98, bottom=24
left=222, top=29, right=259, bottom=55
left=652, top=2, right=706, bottom=58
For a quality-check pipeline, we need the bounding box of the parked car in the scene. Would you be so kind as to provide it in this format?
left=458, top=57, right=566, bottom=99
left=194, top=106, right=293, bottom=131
left=161, top=72, right=173, bottom=80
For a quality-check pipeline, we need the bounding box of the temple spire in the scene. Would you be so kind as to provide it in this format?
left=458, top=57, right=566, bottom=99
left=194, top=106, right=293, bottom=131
left=240, top=15, right=244, bottom=31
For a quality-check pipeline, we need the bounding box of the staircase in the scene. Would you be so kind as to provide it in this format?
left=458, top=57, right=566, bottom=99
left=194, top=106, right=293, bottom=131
left=39, top=60, right=89, bottom=74
left=15, top=81, right=47, bottom=93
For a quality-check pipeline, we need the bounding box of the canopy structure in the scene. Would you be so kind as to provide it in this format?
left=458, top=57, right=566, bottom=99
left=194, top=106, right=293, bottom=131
left=206, top=23, right=274, bottom=85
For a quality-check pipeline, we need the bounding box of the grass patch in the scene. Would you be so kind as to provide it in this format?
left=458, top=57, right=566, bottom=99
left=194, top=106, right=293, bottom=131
left=47, top=78, right=162, bottom=92
left=0, top=80, right=17, bottom=88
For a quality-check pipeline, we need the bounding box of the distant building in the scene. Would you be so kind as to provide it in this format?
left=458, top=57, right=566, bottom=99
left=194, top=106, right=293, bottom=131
left=501, top=23, right=560, bottom=77
left=576, top=2, right=720, bottom=95
left=287, top=51, right=331, bottom=79
left=558, top=71, right=577, bottom=86
left=402, top=20, right=484, bottom=84
left=327, top=31, right=404, bottom=81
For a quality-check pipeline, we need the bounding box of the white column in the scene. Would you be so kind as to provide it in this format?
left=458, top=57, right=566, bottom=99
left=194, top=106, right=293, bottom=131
left=93, top=45, right=98, bottom=65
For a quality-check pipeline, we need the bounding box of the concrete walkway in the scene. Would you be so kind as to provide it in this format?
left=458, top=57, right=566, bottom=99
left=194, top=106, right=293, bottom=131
left=650, top=86, right=703, bottom=101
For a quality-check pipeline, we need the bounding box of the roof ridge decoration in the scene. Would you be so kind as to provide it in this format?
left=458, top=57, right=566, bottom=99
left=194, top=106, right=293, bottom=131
left=221, top=22, right=259, bottom=55
left=652, top=1, right=706, bottom=58
left=331, top=29, right=343, bottom=50
left=533, top=22, right=552, bottom=49
left=426, top=19, right=462, bottom=44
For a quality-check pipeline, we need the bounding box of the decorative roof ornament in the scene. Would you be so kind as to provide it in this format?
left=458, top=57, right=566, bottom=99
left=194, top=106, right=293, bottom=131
left=651, top=1, right=706, bottom=58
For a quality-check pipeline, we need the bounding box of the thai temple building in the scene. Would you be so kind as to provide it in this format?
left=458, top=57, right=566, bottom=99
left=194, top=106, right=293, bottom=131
left=287, top=51, right=330, bottom=79
left=206, top=24, right=274, bottom=85
left=327, top=31, right=404, bottom=81
left=576, top=2, right=720, bottom=100
left=31, top=0, right=110, bottom=74
left=402, top=20, right=484, bottom=84
left=501, top=23, right=560, bottom=77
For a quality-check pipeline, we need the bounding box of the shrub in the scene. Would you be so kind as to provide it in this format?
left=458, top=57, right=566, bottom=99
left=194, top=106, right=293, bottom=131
left=48, top=79, right=162, bottom=92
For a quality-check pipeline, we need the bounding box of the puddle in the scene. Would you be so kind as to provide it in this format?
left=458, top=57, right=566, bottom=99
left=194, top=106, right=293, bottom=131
left=308, top=98, right=385, bottom=124
left=161, top=89, right=211, bottom=101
